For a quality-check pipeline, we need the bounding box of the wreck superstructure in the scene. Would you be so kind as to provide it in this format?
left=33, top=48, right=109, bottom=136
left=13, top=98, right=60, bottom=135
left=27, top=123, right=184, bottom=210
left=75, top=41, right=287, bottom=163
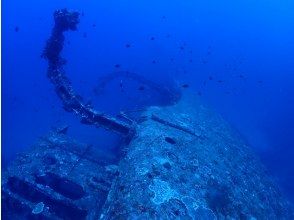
left=2, top=9, right=294, bottom=219
left=42, top=9, right=134, bottom=136
left=2, top=131, right=118, bottom=219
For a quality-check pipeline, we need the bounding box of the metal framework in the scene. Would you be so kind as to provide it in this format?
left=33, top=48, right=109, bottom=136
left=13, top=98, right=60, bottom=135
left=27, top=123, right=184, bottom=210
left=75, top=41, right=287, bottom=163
left=42, top=9, right=134, bottom=136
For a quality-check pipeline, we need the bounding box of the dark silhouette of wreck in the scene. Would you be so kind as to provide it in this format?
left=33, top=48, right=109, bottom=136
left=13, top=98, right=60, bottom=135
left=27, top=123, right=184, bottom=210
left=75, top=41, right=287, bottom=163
left=2, top=9, right=294, bottom=220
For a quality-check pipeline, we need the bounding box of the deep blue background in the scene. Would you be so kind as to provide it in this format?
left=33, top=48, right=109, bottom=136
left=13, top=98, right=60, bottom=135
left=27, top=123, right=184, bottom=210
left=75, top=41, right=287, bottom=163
left=2, top=0, right=294, bottom=202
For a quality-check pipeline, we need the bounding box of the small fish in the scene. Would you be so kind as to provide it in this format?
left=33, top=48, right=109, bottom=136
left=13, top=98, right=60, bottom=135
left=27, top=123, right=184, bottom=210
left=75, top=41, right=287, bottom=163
left=92, top=23, right=96, bottom=27
left=217, top=80, right=224, bottom=83
left=189, top=59, right=193, bottom=63
left=138, top=85, right=145, bottom=91
left=207, top=46, right=212, bottom=55
left=83, top=32, right=87, bottom=38
left=166, top=34, right=171, bottom=38
left=257, top=80, right=263, bottom=84
left=180, top=46, right=185, bottom=50
left=114, top=64, right=121, bottom=68
left=56, top=125, right=69, bottom=135
left=120, top=80, right=124, bottom=92
left=201, top=59, right=208, bottom=64
left=150, top=36, right=155, bottom=41
left=125, top=43, right=131, bottom=48
left=197, top=91, right=202, bottom=96
left=14, top=26, right=19, bottom=32
left=209, top=76, right=213, bottom=80
left=181, top=84, right=189, bottom=88
left=152, top=60, right=157, bottom=64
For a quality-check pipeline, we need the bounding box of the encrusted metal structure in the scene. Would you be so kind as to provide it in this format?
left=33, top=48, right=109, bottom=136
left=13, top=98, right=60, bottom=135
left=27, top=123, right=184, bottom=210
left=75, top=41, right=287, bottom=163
left=42, top=9, right=134, bottom=136
left=2, top=9, right=294, bottom=220
left=2, top=131, right=119, bottom=219
left=93, top=70, right=181, bottom=106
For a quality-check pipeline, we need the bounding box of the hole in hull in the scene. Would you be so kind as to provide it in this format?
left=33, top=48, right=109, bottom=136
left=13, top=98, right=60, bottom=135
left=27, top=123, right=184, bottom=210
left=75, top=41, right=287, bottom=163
left=35, top=172, right=85, bottom=200
left=7, top=177, right=88, bottom=220
left=165, top=137, right=176, bottom=145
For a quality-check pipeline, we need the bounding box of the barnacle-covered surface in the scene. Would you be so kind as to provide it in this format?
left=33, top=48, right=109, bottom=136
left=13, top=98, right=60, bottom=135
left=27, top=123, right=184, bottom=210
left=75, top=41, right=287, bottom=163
left=101, top=93, right=294, bottom=219
left=1, top=131, right=119, bottom=220
left=2, top=94, right=293, bottom=220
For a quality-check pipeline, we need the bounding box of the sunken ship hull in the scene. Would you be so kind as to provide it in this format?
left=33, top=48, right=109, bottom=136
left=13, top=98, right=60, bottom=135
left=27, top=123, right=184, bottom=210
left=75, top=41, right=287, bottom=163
left=101, top=95, right=294, bottom=219
left=2, top=95, right=294, bottom=219
left=2, top=9, right=293, bottom=220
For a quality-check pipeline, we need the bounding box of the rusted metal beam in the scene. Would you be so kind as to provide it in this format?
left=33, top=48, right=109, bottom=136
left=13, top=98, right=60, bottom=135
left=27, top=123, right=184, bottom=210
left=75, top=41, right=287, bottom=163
left=93, top=71, right=181, bottom=105
left=42, top=9, right=134, bottom=136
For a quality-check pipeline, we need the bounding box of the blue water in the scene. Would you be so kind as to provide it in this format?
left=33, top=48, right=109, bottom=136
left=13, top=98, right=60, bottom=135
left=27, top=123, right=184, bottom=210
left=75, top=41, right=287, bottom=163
left=2, top=0, right=294, bottom=203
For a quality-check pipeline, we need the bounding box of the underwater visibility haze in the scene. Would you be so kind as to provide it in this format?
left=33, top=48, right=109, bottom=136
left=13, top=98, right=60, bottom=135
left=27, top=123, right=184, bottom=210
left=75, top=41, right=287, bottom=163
left=2, top=0, right=294, bottom=219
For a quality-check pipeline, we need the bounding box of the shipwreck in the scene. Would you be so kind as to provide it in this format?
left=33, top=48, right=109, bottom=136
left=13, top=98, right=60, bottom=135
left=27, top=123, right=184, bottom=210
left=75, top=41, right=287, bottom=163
left=2, top=9, right=293, bottom=220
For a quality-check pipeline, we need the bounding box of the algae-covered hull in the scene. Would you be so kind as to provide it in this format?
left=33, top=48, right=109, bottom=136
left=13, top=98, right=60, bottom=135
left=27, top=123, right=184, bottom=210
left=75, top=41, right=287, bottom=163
left=101, top=95, right=293, bottom=219
left=2, top=95, right=294, bottom=219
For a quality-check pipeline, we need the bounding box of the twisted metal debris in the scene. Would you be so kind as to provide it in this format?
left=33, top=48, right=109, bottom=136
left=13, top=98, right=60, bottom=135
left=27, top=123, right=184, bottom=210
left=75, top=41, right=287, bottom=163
left=42, top=9, right=134, bottom=136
